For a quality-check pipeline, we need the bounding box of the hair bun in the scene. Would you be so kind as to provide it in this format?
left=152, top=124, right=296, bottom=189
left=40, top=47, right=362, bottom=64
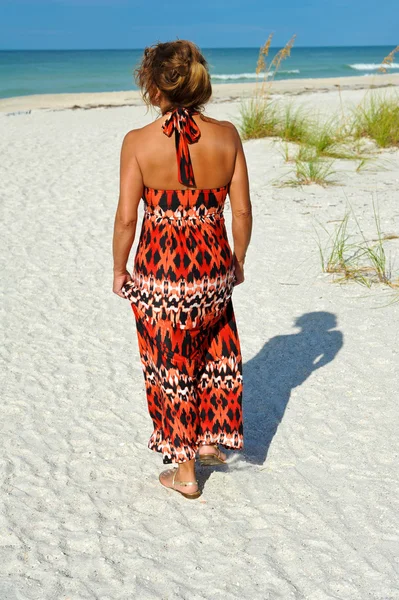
left=175, top=64, right=189, bottom=76
left=135, top=40, right=212, bottom=112
left=164, top=63, right=189, bottom=79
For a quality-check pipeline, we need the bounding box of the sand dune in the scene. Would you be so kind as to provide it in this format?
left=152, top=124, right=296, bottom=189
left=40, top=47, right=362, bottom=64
left=1, top=85, right=398, bottom=599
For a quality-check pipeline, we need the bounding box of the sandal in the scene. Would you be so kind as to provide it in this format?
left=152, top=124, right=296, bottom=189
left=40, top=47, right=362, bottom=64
left=159, top=468, right=201, bottom=499
left=198, top=445, right=227, bottom=466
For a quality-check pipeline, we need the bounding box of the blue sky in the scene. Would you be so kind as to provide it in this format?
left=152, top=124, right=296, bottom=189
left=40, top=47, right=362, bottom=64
left=0, top=0, right=398, bottom=50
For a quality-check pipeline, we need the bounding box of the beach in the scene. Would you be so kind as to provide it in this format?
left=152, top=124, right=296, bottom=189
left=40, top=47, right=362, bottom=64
left=1, top=75, right=399, bottom=600
left=1, top=73, right=399, bottom=112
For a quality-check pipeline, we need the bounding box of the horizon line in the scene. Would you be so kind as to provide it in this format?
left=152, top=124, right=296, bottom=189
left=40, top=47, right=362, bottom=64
left=0, top=44, right=395, bottom=52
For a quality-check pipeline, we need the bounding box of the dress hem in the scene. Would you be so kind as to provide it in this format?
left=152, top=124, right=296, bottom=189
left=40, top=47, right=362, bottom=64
left=148, top=430, right=244, bottom=464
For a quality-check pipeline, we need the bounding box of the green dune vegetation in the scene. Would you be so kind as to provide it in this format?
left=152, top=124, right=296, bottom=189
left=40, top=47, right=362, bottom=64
left=239, top=38, right=399, bottom=295
left=239, top=38, right=399, bottom=183
left=315, top=201, right=399, bottom=292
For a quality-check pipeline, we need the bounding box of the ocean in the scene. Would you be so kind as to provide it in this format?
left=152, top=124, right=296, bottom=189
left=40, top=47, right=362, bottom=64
left=0, top=46, right=398, bottom=99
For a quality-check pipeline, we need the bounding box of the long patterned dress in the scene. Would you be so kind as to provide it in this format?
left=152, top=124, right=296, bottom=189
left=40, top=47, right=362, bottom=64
left=121, top=106, right=243, bottom=464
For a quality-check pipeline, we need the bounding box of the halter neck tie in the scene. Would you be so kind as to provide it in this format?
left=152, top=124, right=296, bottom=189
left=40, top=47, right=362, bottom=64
left=162, top=106, right=201, bottom=187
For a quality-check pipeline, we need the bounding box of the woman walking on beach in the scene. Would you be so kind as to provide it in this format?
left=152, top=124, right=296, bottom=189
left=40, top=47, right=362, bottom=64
left=112, top=40, right=252, bottom=499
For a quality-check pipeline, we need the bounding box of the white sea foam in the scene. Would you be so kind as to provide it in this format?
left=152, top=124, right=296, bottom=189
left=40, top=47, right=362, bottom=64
left=348, top=63, right=399, bottom=71
left=211, top=69, right=300, bottom=80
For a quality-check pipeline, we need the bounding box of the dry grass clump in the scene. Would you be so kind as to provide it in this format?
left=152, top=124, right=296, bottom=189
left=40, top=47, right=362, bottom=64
left=316, top=201, right=399, bottom=288
left=256, top=34, right=273, bottom=84
left=378, top=45, right=399, bottom=73
left=255, top=33, right=296, bottom=94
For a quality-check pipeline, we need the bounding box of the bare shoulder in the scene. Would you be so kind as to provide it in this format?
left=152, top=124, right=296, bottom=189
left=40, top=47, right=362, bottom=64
left=122, top=127, right=142, bottom=147
left=221, top=120, right=241, bottom=144
left=217, top=118, right=239, bottom=131
left=120, top=127, right=148, bottom=161
left=122, top=117, right=163, bottom=146
left=200, top=114, right=240, bottom=141
left=200, top=114, right=238, bottom=130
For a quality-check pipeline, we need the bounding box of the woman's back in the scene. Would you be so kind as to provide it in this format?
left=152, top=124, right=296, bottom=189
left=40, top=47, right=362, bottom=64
left=128, top=112, right=238, bottom=191
left=121, top=107, right=238, bottom=330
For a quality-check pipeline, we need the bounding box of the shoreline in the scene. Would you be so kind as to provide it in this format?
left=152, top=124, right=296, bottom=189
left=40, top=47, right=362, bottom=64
left=1, top=73, right=398, bottom=113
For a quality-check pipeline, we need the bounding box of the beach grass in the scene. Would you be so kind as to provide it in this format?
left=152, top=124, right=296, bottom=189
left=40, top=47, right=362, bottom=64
left=278, top=104, right=310, bottom=143
left=316, top=212, right=361, bottom=280
left=378, top=45, right=399, bottom=74
left=240, top=101, right=311, bottom=143
left=239, top=39, right=399, bottom=187
left=350, top=200, right=396, bottom=286
left=239, top=34, right=297, bottom=140
left=304, top=117, right=362, bottom=160
left=239, top=98, right=280, bottom=140
left=316, top=200, right=399, bottom=288
left=280, top=142, right=296, bottom=162
left=304, top=118, right=340, bottom=156
left=255, top=33, right=297, bottom=94
left=282, top=147, right=337, bottom=187
left=355, top=157, right=373, bottom=173
left=352, top=93, right=399, bottom=148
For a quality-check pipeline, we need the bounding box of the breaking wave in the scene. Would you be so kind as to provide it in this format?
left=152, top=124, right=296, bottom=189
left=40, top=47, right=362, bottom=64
left=211, top=70, right=300, bottom=80
left=348, top=63, right=399, bottom=71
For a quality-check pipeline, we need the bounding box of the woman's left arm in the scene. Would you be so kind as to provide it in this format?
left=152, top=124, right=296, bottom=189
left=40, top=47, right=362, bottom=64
left=112, top=130, right=143, bottom=297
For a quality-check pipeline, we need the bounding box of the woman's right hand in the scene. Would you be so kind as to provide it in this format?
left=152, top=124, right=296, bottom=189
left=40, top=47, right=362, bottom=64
left=113, top=269, right=131, bottom=298
left=233, top=256, right=245, bottom=286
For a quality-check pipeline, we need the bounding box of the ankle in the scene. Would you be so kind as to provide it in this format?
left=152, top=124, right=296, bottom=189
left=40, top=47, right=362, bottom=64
left=177, top=460, right=195, bottom=477
left=199, top=443, right=216, bottom=452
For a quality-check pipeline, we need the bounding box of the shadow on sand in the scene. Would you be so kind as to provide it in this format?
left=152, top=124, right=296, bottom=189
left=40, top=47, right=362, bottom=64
left=241, top=310, right=343, bottom=465
left=197, top=311, right=343, bottom=488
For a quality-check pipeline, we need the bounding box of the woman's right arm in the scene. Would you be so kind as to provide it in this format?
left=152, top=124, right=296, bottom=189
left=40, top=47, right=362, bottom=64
left=112, top=130, right=143, bottom=296
left=228, top=127, right=252, bottom=285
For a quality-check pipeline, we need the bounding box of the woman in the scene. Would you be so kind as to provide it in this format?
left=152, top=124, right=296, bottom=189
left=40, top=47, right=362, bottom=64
left=112, top=40, right=252, bottom=499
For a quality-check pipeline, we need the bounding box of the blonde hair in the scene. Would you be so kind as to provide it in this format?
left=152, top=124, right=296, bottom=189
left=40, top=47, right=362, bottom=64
left=135, top=40, right=212, bottom=112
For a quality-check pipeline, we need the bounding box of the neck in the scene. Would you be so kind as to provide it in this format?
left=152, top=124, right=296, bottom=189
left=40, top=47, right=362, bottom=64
left=160, top=104, right=197, bottom=116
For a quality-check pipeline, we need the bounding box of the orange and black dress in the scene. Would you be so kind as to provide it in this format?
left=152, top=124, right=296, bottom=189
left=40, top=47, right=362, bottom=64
left=121, top=106, right=243, bottom=464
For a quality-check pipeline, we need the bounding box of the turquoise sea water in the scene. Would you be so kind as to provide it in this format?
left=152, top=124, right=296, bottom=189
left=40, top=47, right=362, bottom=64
left=0, top=46, right=398, bottom=99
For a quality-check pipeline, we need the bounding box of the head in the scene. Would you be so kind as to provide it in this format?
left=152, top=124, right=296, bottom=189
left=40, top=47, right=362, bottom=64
left=135, top=40, right=212, bottom=113
left=294, top=312, right=337, bottom=332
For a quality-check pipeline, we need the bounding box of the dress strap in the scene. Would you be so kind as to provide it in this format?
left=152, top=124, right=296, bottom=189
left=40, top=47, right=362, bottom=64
left=162, top=106, right=201, bottom=187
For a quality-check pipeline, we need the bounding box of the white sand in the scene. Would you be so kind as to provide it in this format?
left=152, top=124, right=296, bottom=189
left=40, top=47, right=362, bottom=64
left=1, top=81, right=399, bottom=599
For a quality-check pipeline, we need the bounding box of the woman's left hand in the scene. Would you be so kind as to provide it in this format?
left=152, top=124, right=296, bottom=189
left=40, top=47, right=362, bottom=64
left=113, top=270, right=131, bottom=298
